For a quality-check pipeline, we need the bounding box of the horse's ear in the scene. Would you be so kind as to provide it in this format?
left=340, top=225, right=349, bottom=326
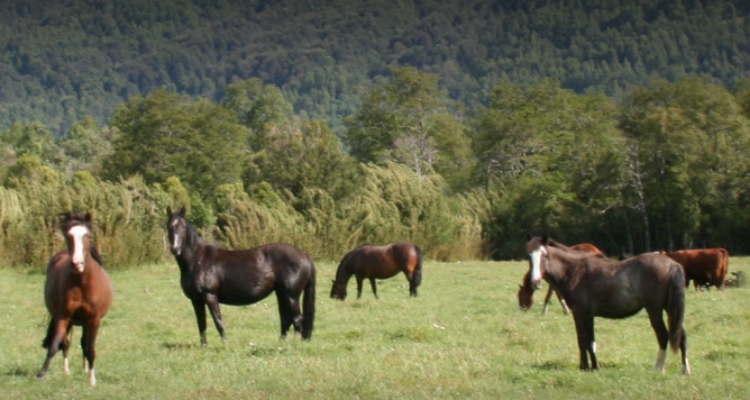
left=167, top=206, right=172, bottom=217
left=541, top=235, right=549, bottom=245
left=179, top=206, right=186, bottom=216
left=85, top=211, right=93, bottom=223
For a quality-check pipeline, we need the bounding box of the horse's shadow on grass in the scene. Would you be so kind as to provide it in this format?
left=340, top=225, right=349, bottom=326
left=162, top=342, right=202, bottom=351
left=3, top=367, right=33, bottom=377
left=161, top=341, right=286, bottom=357
left=531, top=361, right=619, bottom=371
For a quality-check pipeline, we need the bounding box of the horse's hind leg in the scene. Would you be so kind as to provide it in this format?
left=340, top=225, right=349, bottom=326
left=369, top=278, right=379, bottom=299
left=542, top=287, right=554, bottom=314
left=679, top=328, right=690, bottom=375
left=275, top=290, right=302, bottom=339
left=646, top=308, right=670, bottom=372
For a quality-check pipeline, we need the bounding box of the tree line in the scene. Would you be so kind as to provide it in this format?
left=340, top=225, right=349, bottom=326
left=2, top=68, right=750, bottom=270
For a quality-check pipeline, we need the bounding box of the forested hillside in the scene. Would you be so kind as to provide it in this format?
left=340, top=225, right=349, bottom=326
left=1, top=0, right=749, bottom=135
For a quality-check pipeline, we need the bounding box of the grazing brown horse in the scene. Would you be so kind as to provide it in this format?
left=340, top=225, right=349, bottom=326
left=526, top=236, right=690, bottom=374
left=518, top=240, right=607, bottom=314
left=37, top=212, right=113, bottom=386
left=660, top=248, right=730, bottom=290
left=330, top=243, right=422, bottom=300
left=167, top=207, right=316, bottom=344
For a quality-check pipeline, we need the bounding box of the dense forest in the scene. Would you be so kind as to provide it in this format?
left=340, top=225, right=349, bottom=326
left=2, top=0, right=750, bottom=134
left=3, top=0, right=750, bottom=269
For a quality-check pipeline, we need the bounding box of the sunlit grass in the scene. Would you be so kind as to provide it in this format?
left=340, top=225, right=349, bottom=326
left=1, top=258, right=749, bottom=399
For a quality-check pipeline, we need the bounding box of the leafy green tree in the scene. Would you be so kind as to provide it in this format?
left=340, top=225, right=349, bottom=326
left=57, top=116, right=116, bottom=178
left=224, top=78, right=293, bottom=151
left=3, top=154, right=61, bottom=189
left=343, top=66, right=473, bottom=190
left=244, top=118, right=358, bottom=200
left=475, top=79, right=625, bottom=257
left=620, top=77, right=750, bottom=250
left=0, top=122, right=63, bottom=165
left=102, top=89, right=250, bottom=196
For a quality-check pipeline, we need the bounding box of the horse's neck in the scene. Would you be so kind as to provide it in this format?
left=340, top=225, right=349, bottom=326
left=334, top=261, right=353, bottom=283
left=175, top=233, right=210, bottom=272
left=545, top=248, right=585, bottom=287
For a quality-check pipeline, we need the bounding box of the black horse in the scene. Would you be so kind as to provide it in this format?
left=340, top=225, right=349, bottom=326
left=526, top=236, right=690, bottom=374
left=166, top=206, right=316, bottom=344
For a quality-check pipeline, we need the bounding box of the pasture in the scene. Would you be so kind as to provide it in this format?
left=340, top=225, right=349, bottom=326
left=1, top=258, right=749, bottom=399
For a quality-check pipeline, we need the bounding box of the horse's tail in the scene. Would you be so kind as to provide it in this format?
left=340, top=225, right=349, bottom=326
left=667, top=262, right=687, bottom=353
left=409, top=245, right=423, bottom=297
left=413, top=246, right=423, bottom=288
left=301, top=262, right=316, bottom=340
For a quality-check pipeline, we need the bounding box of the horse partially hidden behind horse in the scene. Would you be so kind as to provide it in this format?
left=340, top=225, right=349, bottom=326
left=526, top=236, right=690, bottom=374
left=166, top=206, right=316, bottom=344
left=518, top=240, right=607, bottom=314
left=330, top=243, right=422, bottom=300
left=37, top=212, right=113, bottom=386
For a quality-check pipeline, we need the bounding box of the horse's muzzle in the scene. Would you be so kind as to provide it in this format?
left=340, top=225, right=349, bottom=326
left=73, top=262, right=85, bottom=273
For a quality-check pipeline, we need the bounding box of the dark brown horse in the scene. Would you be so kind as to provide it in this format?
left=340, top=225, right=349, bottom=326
left=526, top=236, right=690, bottom=374
left=166, top=207, right=316, bottom=344
left=518, top=240, right=607, bottom=314
left=37, top=212, right=113, bottom=386
left=330, top=243, right=422, bottom=300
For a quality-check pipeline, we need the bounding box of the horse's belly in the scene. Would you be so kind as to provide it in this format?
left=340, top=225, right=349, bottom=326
left=592, top=295, right=643, bottom=319
left=217, top=285, right=273, bottom=305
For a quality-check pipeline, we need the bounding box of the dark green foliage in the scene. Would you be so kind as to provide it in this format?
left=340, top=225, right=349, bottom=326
left=102, top=89, right=249, bottom=195
left=2, top=0, right=750, bottom=136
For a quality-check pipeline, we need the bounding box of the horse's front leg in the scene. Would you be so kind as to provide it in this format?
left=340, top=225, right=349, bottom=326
left=204, top=293, right=228, bottom=344
left=356, top=277, right=364, bottom=299
left=369, top=278, right=378, bottom=299
left=81, top=318, right=101, bottom=386
left=37, top=318, right=69, bottom=380
left=573, top=313, right=597, bottom=370
left=190, top=298, right=209, bottom=346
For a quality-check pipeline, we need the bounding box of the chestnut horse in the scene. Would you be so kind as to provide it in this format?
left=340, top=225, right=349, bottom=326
left=167, top=207, right=316, bottom=344
left=518, top=240, right=607, bottom=314
left=37, top=212, right=113, bottom=386
left=330, top=243, right=422, bottom=300
left=527, top=236, right=690, bottom=374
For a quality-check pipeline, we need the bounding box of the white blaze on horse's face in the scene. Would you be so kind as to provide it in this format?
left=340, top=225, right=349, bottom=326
left=170, top=219, right=182, bottom=255
left=69, top=225, right=89, bottom=272
left=529, top=245, right=547, bottom=288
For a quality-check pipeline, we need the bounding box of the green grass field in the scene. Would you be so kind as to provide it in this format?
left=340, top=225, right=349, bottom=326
left=1, top=258, right=748, bottom=399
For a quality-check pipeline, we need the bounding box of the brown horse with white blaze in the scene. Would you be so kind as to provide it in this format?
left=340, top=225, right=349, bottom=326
left=518, top=240, right=607, bottom=314
left=37, top=212, right=113, bottom=386
left=330, top=243, right=422, bottom=300
left=527, top=236, right=690, bottom=374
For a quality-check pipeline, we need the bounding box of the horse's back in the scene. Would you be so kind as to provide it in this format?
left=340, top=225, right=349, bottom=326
left=346, top=243, right=419, bottom=279
left=203, top=242, right=314, bottom=304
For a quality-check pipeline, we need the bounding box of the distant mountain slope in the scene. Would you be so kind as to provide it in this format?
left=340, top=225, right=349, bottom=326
left=1, top=0, right=749, bottom=135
